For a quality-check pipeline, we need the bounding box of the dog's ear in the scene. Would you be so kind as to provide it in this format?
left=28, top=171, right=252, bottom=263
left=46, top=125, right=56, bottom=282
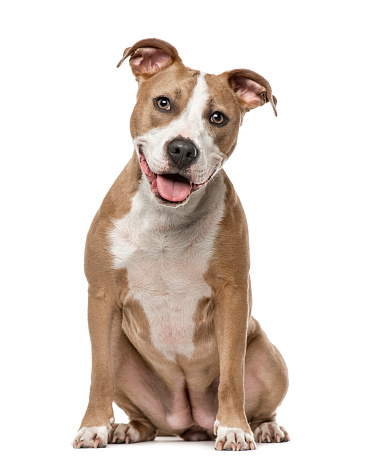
left=117, top=38, right=182, bottom=78
left=221, top=69, right=277, bottom=116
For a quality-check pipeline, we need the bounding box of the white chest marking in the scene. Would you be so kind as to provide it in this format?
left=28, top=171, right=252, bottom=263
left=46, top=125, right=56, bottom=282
left=109, top=176, right=226, bottom=360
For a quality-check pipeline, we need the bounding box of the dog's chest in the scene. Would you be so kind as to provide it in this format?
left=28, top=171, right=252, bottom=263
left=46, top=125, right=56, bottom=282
left=109, top=180, right=226, bottom=360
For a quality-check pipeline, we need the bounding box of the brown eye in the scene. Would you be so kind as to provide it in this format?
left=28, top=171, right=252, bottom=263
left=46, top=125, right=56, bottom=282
left=155, top=97, right=171, bottom=111
left=210, top=111, right=225, bottom=124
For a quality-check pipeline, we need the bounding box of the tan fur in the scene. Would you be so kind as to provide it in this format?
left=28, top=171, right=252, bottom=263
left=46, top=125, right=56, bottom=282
left=130, top=65, right=200, bottom=139
left=73, top=38, right=288, bottom=451
left=204, top=173, right=251, bottom=432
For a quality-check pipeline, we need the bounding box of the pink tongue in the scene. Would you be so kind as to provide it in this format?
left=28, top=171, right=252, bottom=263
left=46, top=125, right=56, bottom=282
left=157, top=174, right=192, bottom=202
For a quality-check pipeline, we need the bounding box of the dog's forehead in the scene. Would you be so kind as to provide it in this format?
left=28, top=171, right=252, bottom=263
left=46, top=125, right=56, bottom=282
left=204, top=73, right=239, bottom=112
left=138, top=67, right=236, bottom=110
left=138, top=66, right=200, bottom=100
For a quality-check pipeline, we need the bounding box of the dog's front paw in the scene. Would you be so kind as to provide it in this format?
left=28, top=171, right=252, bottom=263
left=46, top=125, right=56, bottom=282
left=214, top=420, right=256, bottom=451
left=73, top=426, right=108, bottom=448
left=72, top=418, right=114, bottom=449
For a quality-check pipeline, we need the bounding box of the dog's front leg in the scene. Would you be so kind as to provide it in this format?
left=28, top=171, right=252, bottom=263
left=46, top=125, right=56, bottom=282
left=213, top=284, right=255, bottom=451
left=73, top=288, right=119, bottom=448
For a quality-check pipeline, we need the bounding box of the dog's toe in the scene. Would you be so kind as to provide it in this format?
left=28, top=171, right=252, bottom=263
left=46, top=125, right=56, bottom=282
left=253, top=421, right=290, bottom=444
left=73, top=426, right=109, bottom=449
left=110, top=423, right=140, bottom=444
left=214, top=423, right=256, bottom=451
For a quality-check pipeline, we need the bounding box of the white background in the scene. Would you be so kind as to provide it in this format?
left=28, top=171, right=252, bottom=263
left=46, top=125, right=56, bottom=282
left=1, top=1, right=370, bottom=463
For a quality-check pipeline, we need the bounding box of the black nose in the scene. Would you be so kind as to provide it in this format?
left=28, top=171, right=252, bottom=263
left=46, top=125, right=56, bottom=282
left=167, top=137, right=199, bottom=168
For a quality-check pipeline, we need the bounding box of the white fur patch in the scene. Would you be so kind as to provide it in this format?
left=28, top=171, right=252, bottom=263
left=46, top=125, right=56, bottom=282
left=134, top=73, right=224, bottom=184
left=73, top=425, right=109, bottom=448
left=214, top=420, right=256, bottom=451
left=109, top=173, right=226, bottom=360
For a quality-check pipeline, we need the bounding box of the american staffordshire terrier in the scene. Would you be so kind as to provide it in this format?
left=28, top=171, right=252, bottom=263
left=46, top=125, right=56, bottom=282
left=73, top=38, right=289, bottom=451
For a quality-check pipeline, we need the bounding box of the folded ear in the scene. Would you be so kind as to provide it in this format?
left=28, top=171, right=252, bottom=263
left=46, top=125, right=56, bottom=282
left=116, top=38, right=182, bottom=78
left=222, top=69, right=277, bottom=116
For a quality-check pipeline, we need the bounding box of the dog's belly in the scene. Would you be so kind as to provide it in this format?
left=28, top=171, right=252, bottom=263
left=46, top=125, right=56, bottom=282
left=113, top=332, right=219, bottom=431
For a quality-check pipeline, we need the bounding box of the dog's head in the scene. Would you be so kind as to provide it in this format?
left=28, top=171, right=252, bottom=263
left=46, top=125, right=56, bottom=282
left=117, top=38, right=277, bottom=207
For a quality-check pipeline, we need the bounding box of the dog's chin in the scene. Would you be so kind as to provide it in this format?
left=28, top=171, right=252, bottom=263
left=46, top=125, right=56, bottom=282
left=139, top=151, right=215, bottom=208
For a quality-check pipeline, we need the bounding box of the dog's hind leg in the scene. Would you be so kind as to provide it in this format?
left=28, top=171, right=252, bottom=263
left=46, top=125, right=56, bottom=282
left=110, top=390, right=158, bottom=444
left=244, top=318, right=290, bottom=444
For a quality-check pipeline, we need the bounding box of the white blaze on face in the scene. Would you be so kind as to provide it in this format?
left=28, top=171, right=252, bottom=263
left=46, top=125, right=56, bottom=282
left=134, top=73, right=224, bottom=185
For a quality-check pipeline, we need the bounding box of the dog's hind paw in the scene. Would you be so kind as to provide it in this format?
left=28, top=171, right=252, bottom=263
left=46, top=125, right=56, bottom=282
left=253, top=421, right=290, bottom=443
left=109, top=423, right=141, bottom=444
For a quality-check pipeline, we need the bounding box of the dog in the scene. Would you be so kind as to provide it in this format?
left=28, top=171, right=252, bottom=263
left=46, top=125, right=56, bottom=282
left=73, top=38, right=289, bottom=451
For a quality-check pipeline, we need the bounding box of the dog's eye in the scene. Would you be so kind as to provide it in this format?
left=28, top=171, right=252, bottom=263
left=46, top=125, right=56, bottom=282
left=210, top=111, right=226, bottom=125
left=155, top=97, right=171, bottom=111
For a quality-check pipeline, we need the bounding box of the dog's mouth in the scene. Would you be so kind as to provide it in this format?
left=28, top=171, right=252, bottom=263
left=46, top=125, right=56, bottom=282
left=139, top=150, right=213, bottom=205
